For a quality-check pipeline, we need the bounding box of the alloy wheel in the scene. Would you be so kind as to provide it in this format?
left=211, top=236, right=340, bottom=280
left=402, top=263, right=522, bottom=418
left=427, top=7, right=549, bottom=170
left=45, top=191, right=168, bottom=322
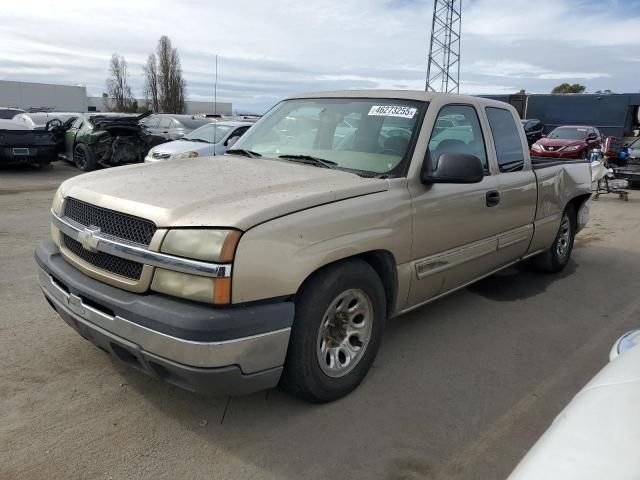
left=316, top=288, right=374, bottom=378
left=556, top=214, right=572, bottom=258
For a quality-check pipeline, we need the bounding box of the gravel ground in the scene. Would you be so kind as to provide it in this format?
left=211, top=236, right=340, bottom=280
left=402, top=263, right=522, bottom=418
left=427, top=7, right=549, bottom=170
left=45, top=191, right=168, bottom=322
left=1, top=162, right=639, bottom=480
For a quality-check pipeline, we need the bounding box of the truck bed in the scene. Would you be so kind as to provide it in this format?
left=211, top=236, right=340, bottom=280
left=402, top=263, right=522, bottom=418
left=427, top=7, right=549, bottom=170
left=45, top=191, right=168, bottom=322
left=531, top=156, right=590, bottom=170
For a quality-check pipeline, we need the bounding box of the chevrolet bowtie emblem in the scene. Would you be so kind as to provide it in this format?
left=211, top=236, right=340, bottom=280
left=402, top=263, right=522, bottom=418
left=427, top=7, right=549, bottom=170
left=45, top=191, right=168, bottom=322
left=77, top=225, right=101, bottom=252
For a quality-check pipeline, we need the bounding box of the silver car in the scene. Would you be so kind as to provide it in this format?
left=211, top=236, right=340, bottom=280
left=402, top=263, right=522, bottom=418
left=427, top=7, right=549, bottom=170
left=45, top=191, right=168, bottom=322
left=141, top=114, right=215, bottom=141
left=144, top=121, right=252, bottom=162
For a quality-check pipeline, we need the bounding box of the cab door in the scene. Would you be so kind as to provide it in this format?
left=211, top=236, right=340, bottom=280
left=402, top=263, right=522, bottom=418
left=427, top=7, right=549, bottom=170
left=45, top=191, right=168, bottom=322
left=407, top=100, right=504, bottom=307
left=483, top=106, right=537, bottom=262
left=158, top=117, right=173, bottom=139
left=64, top=117, right=83, bottom=159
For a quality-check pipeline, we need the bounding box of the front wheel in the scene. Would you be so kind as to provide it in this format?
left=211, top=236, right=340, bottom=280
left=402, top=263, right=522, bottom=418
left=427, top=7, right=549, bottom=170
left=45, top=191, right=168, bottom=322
left=280, top=259, right=386, bottom=403
left=73, top=144, right=97, bottom=171
left=529, top=205, right=576, bottom=273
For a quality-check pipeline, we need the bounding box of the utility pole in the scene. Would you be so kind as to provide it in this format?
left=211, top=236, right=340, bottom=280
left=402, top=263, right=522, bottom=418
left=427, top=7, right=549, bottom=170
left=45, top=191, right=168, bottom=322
left=425, top=0, right=462, bottom=93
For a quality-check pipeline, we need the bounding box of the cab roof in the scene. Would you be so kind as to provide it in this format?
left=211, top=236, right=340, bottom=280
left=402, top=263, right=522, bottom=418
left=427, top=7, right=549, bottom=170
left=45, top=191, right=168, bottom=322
left=285, top=90, right=514, bottom=110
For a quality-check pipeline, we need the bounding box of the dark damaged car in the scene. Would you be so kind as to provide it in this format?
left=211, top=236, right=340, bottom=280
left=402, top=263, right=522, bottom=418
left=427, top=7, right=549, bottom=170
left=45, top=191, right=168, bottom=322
left=58, top=112, right=167, bottom=171
left=0, top=119, right=58, bottom=167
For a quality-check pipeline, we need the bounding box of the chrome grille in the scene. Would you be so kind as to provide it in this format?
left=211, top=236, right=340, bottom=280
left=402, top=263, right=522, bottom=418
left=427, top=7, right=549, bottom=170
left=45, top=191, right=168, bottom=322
left=63, top=234, right=143, bottom=280
left=64, top=197, right=156, bottom=246
left=152, top=152, right=171, bottom=160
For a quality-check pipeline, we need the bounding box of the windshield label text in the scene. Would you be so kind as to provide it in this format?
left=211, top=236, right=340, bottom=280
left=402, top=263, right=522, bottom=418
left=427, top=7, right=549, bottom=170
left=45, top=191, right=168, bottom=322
left=368, top=106, right=417, bottom=119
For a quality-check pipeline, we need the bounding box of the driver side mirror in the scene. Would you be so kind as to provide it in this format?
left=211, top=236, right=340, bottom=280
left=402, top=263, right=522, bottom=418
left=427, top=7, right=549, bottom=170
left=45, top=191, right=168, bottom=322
left=421, top=153, right=484, bottom=184
left=587, top=133, right=597, bottom=141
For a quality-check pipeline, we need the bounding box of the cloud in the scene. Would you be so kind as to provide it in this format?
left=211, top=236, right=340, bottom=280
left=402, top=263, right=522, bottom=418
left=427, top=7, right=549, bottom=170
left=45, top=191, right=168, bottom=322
left=0, top=0, right=637, bottom=112
left=467, top=60, right=611, bottom=80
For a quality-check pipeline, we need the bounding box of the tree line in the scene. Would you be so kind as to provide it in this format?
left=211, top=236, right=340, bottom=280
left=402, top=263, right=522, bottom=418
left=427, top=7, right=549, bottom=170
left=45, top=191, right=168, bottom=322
left=516, top=84, right=612, bottom=95
left=105, top=35, right=186, bottom=114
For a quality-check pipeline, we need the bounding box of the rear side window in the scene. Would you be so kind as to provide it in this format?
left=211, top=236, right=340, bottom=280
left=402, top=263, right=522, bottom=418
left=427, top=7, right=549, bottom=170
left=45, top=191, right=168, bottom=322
left=485, top=107, right=524, bottom=172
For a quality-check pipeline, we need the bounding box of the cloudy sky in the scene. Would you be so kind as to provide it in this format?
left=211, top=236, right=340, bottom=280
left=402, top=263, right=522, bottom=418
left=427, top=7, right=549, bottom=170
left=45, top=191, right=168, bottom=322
left=1, top=0, right=639, bottom=113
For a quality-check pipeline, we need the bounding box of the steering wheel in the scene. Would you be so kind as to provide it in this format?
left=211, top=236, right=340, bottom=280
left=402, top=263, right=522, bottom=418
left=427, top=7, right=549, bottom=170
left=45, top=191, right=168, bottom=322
left=45, top=118, right=62, bottom=132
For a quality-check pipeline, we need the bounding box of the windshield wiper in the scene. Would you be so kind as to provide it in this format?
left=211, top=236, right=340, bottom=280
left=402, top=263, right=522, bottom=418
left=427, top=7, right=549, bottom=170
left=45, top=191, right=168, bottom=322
left=278, top=154, right=338, bottom=169
left=226, top=148, right=262, bottom=158
left=185, top=138, right=209, bottom=143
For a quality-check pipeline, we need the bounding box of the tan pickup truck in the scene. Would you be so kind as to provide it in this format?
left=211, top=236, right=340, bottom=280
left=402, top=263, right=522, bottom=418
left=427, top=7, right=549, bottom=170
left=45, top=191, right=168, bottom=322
left=35, top=91, right=592, bottom=402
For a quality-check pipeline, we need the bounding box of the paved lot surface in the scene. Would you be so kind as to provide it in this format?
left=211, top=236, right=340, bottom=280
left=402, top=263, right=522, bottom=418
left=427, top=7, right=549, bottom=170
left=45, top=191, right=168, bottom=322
left=2, top=162, right=640, bottom=480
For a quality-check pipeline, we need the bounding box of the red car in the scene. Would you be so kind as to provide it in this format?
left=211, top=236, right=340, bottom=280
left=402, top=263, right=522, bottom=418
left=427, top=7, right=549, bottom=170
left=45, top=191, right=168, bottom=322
left=531, top=125, right=602, bottom=159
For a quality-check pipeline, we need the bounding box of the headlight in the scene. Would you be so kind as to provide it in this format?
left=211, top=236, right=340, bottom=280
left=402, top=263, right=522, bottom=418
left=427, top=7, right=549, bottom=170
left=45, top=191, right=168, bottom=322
left=151, top=229, right=241, bottom=304
left=610, top=329, right=640, bottom=361
left=160, top=229, right=241, bottom=262
left=151, top=269, right=231, bottom=304
left=171, top=151, right=198, bottom=160
left=51, top=188, right=64, bottom=246
left=52, top=187, right=64, bottom=215
left=531, top=143, right=543, bottom=151
left=565, top=145, right=580, bottom=151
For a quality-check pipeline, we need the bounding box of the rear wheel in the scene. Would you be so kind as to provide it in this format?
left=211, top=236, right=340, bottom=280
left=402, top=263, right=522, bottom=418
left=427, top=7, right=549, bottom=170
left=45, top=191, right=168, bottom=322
left=280, top=259, right=386, bottom=403
left=73, top=144, right=97, bottom=171
left=529, top=205, right=576, bottom=273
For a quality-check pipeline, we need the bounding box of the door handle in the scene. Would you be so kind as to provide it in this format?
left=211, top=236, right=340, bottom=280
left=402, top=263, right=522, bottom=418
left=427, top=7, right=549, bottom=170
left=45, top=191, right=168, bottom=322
left=486, top=190, right=500, bottom=207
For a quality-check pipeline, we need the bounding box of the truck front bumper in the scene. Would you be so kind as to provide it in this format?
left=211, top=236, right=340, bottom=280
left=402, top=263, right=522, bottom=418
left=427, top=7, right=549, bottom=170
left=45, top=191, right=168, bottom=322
left=35, top=241, right=294, bottom=396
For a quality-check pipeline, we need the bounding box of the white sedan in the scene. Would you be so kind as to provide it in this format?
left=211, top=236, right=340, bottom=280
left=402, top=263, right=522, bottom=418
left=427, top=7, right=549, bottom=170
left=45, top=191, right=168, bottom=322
left=145, top=121, right=252, bottom=162
left=508, top=329, right=640, bottom=479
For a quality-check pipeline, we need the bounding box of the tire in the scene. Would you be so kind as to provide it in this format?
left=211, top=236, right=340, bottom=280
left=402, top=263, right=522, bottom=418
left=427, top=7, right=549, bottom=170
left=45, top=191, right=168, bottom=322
left=280, top=259, right=386, bottom=403
left=73, top=144, right=97, bottom=171
left=529, top=205, right=576, bottom=273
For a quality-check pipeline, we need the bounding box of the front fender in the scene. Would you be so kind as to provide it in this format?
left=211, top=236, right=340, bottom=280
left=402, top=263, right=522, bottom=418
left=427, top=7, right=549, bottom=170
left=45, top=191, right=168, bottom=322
left=231, top=185, right=412, bottom=304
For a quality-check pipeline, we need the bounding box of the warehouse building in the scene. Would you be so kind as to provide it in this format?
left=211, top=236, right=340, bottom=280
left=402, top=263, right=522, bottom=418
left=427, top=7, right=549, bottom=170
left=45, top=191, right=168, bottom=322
left=86, top=96, right=232, bottom=115
left=0, top=80, right=88, bottom=112
left=483, top=92, right=640, bottom=138
left=0, top=80, right=232, bottom=115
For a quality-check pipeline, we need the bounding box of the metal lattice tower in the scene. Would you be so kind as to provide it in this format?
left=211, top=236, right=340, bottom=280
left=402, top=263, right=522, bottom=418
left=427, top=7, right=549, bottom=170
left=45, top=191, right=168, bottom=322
left=425, top=0, right=462, bottom=93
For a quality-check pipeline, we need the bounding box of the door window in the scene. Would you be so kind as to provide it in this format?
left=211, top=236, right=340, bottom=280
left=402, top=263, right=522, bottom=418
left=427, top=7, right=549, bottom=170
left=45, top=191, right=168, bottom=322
left=144, top=117, right=160, bottom=128
left=485, top=107, right=525, bottom=172
left=428, top=104, right=488, bottom=172
left=159, top=117, right=172, bottom=129
left=226, top=127, right=250, bottom=147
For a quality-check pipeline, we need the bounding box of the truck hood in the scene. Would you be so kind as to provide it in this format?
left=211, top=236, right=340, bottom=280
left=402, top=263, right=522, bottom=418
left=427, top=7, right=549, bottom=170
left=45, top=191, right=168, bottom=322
left=59, top=155, right=389, bottom=230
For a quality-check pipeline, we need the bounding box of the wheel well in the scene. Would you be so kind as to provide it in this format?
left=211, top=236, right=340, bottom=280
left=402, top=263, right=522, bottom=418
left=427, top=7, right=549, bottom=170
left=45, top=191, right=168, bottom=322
left=567, top=193, right=591, bottom=217
left=296, top=250, right=398, bottom=317
left=357, top=251, right=398, bottom=316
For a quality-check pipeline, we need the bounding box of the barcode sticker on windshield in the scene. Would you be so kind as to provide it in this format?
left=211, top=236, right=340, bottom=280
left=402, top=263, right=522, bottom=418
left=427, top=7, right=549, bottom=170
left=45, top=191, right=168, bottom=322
left=368, top=105, right=417, bottom=119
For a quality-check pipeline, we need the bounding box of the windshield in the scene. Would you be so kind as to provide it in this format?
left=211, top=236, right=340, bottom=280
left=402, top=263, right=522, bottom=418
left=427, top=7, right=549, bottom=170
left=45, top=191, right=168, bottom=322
left=548, top=127, right=588, bottom=140
left=231, top=98, right=426, bottom=176
left=184, top=123, right=233, bottom=143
